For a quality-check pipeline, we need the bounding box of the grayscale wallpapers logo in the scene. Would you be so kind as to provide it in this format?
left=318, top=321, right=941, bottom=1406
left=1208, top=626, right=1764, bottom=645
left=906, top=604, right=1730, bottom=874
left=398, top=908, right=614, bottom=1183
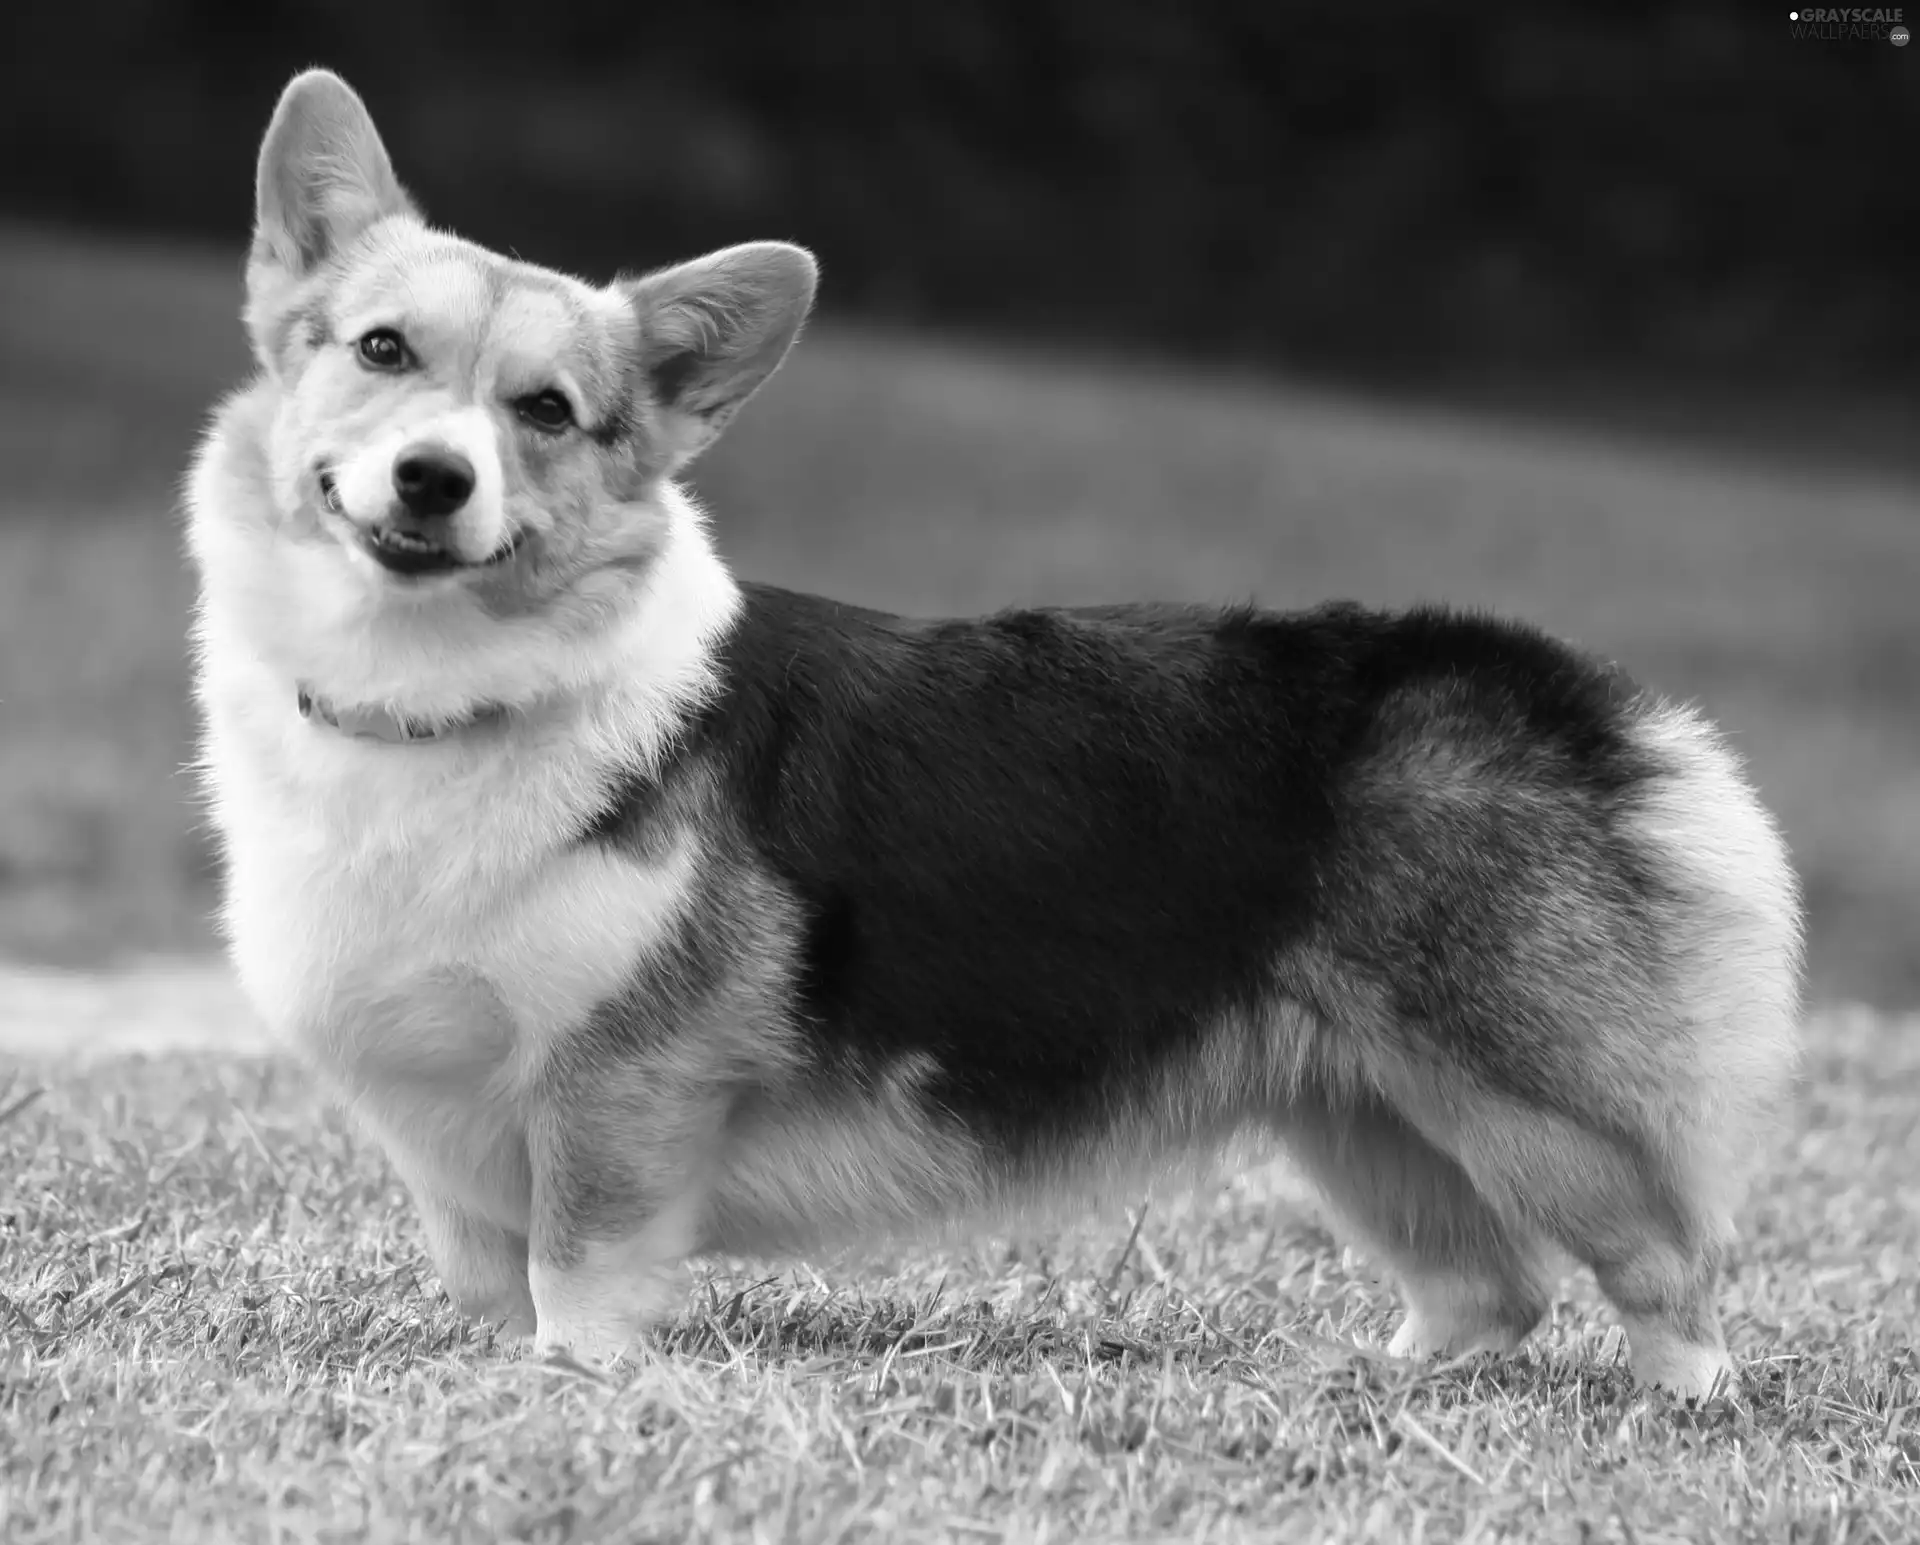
left=1789, top=7, right=1910, bottom=40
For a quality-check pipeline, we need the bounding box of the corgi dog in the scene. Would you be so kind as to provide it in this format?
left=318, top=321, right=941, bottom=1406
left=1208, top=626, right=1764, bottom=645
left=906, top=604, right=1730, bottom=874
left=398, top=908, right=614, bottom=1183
left=187, top=68, right=1803, bottom=1401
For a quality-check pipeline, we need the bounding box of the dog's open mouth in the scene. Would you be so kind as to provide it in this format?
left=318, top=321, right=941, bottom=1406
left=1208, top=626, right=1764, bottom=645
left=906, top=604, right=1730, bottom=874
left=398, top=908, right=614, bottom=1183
left=318, top=469, right=521, bottom=576
left=362, top=524, right=524, bottom=576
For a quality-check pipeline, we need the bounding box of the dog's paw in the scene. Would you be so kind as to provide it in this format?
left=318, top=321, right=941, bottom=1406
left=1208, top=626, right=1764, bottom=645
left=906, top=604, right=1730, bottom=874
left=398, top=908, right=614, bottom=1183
left=1386, top=1313, right=1449, bottom=1361
left=1617, top=1313, right=1738, bottom=1402
left=475, top=1305, right=538, bottom=1342
left=1632, top=1340, right=1738, bottom=1403
left=1388, top=1277, right=1538, bottom=1362
left=1387, top=1312, right=1525, bottom=1362
left=527, top=1240, right=685, bottom=1369
left=531, top=1317, right=646, bottom=1370
left=450, top=1288, right=537, bottom=1342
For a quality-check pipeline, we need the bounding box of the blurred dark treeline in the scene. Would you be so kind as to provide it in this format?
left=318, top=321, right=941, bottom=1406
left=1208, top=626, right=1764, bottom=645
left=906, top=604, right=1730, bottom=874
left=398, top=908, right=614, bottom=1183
left=4, top=0, right=1916, bottom=389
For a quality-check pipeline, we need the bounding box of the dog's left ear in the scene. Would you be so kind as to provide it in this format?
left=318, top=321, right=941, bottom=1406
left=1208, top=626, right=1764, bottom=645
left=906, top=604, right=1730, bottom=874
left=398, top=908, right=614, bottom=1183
left=246, top=69, right=417, bottom=366
left=622, top=242, right=819, bottom=473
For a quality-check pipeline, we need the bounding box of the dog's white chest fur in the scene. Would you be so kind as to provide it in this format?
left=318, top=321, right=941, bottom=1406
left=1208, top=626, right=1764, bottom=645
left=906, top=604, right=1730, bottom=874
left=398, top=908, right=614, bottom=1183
left=221, top=732, right=678, bottom=1043
left=202, top=672, right=697, bottom=1226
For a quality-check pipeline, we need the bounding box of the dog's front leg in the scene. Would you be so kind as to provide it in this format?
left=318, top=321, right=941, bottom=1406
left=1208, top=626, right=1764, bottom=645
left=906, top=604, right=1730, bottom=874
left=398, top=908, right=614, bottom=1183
left=414, top=1188, right=536, bottom=1338
left=524, top=1092, right=721, bottom=1367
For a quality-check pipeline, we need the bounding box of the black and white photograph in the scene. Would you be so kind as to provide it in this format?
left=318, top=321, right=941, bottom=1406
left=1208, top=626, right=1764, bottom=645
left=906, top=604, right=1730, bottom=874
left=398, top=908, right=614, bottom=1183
left=1, top=4, right=1916, bottom=1540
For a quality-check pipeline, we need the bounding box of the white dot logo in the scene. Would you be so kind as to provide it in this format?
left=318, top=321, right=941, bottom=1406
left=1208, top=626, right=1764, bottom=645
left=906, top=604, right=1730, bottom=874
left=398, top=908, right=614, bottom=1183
left=1789, top=9, right=1797, bottom=16
left=1894, top=23, right=1911, bottom=43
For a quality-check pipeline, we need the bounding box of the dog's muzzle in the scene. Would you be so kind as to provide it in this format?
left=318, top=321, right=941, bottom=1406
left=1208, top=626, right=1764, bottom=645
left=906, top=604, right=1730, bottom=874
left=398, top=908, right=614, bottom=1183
left=316, top=462, right=522, bottom=576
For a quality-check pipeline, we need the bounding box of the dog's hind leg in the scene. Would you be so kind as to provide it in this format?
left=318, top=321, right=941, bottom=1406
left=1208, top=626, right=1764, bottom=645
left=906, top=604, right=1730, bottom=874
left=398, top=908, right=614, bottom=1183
left=1457, top=697, right=1802, bottom=1398
left=1275, top=1089, right=1553, bottom=1361
left=1381, top=998, right=1792, bottom=1399
left=1423, top=1094, right=1744, bottom=1400
left=1361, top=931, right=1795, bottom=1403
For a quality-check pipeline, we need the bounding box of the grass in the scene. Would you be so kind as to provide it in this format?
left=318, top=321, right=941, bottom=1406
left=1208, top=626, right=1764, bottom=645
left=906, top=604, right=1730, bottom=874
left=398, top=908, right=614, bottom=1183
left=2, top=223, right=1918, bottom=1000
left=3, top=1004, right=1918, bottom=1541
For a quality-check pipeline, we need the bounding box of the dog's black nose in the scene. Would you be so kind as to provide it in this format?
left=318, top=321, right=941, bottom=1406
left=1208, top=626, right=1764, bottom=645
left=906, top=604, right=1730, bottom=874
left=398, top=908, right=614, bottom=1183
left=392, top=446, right=475, bottom=517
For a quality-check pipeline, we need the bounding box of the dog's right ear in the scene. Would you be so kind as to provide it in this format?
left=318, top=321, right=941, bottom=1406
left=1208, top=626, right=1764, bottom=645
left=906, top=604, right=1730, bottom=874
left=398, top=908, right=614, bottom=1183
left=246, top=69, right=415, bottom=360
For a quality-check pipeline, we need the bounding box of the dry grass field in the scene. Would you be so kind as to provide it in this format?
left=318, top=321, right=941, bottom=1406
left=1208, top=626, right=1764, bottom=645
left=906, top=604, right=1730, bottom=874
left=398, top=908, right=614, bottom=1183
left=2, top=985, right=1916, bottom=1541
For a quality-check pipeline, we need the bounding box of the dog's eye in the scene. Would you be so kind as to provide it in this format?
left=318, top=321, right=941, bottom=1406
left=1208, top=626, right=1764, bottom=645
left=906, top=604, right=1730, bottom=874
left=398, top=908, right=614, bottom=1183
left=356, top=328, right=411, bottom=370
left=516, top=390, right=574, bottom=433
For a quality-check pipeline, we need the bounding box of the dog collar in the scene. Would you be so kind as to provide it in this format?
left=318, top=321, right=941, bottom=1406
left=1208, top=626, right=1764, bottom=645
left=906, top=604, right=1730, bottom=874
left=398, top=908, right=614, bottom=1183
left=296, top=685, right=506, bottom=744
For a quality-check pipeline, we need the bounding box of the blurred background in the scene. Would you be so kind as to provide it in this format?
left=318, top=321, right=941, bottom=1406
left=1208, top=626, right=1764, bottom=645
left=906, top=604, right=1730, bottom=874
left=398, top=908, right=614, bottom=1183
left=0, top=2, right=1914, bottom=1005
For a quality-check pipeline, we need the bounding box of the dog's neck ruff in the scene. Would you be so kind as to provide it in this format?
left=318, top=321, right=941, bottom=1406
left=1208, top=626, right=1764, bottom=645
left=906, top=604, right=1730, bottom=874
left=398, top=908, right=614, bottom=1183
left=296, top=685, right=508, bottom=745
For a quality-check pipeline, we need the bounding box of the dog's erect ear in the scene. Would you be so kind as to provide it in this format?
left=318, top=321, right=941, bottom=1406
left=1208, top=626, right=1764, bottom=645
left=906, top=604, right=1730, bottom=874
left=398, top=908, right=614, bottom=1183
left=253, top=68, right=413, bottom=275
left=621, top=243, right=819, bottom=472
left=246, top=70, right=415, bottom=361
